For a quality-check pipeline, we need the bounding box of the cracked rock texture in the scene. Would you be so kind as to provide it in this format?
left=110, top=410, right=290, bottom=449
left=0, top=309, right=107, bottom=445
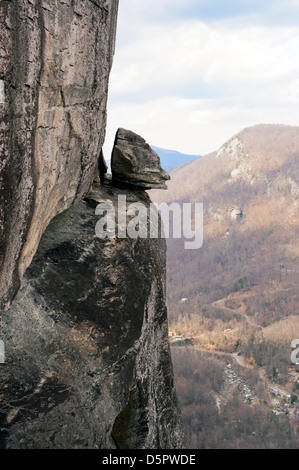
left=0, top=0, right=119, bottom=310
left=0, top=184, right=185, bottom=449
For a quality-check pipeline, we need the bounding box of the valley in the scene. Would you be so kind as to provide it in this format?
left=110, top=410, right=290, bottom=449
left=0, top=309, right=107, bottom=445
left=151, top=124, right=299, bottom=448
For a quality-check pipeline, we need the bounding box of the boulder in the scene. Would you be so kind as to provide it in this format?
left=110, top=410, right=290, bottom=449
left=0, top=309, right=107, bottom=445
left=111, top=128, right=170, bottom=189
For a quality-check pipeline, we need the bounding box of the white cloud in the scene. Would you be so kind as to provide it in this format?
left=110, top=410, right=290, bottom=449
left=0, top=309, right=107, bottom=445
left=104, top=4, right=299, bottom=158
left=111, top=21, right=299, bottom=98
left=104, top=94, right=298, bottom=159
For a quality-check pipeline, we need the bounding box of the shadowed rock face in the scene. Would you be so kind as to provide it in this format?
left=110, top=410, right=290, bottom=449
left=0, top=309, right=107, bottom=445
left=0, top=183, right=185, bottom=449
left=111, top=128, right=170, bottom=190
left=0, top=0, right=119, bottom=310
left=0, top=1, right=185, bottom=450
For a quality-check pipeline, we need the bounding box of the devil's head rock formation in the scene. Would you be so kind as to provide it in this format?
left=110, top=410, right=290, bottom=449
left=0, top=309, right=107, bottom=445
left=111, top=128, right=170, bottom=190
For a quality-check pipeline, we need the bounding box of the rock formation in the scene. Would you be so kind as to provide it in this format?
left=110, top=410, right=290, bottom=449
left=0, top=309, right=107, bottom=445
left=111, top=128, right=170, bottom=189
left=0, top=1, right=185, bottom=449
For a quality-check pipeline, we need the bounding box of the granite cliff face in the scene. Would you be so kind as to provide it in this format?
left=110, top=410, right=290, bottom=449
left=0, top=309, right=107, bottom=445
left=0, top=0, right=118, bottom=310
left=0, top=1, right=185, bottom=449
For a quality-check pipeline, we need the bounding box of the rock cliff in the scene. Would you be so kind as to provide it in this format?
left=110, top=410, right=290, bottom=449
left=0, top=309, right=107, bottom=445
left=0, top=1, right=185, bottom=449
left=0, top=0, right=118, bottom=310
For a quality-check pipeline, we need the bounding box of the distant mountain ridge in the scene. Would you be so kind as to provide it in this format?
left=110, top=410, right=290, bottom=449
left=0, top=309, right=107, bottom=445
left=151, top=146, right=201, bottom=172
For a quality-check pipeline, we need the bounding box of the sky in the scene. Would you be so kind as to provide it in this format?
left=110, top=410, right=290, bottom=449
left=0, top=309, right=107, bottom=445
left=103, top=0, right=299, bottom=159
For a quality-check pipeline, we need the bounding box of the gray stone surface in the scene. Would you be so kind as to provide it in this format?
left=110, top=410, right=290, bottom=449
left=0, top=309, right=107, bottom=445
left=0, top=0, right=119, bottom=310
left=0, top=183, right=185, bottom=449
left=111, top=128, right=170, bottom=189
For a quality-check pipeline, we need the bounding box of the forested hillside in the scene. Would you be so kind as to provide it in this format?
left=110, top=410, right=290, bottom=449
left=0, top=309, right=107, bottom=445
left=151, top=124, right=299, bottom=448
